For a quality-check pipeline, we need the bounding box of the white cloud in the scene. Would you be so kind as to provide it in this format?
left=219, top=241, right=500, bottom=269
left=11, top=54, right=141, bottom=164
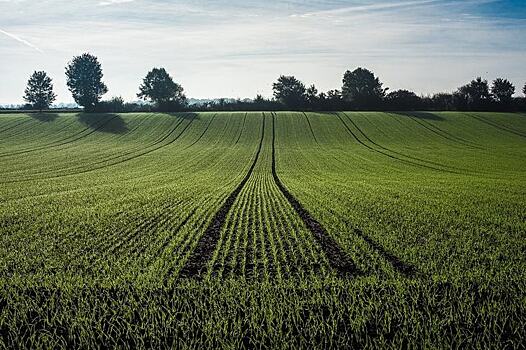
left=0, top=0, right=525, bottom=104
left=99, top=0, right=134, bottom=6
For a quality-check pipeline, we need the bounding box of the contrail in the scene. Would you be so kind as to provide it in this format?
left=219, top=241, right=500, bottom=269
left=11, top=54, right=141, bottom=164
left=291, top=0, right=440, bottom=18
left=0, top=28, right=43, bottom=53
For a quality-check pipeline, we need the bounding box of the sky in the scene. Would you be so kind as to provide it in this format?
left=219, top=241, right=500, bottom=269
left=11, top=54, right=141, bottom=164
left=1, top=0, right=525, bottom=104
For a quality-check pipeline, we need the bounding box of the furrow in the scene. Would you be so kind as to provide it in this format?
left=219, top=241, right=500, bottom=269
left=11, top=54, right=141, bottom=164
left=0, top=114, right=196, bottom=184
left=0, top=115, right=120, bottom=158
left=271, top=112, right=361, bottom=278
left=336, top=113, right=458, bottom=174
left=235, top=112, right=248, bottom=144
left=345, top=112, right=463, bottom=170
left=178, top=113, right=265, bottom=278
left=468, top=113, right=526, bottom=138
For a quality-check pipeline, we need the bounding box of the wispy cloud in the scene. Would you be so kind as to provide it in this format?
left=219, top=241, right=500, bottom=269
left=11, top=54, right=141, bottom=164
left=0, top=28, right=43, bottom=53
left=99, top=0, right=134, bottom=6
left=0, top=0, right=525, bottom=104
left=290, top=0, right=439, bottom=18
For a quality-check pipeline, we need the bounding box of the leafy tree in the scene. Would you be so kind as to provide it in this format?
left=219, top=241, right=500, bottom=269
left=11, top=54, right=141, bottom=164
left=254, top=94, right=265, bottom=104
left=137, top=68, right=187, bottom=111
left=95, top=96, right=125, bottom=113
left=430, top=93, right=455, bottom=111
left=385, top=89, right=421, bottom=111
left=342, top=68, right=387, bottom=109
left=272, top=75, right=307, bottom=109
left=523, top=83, right=526, bottom=96
left=65, top=53, right=108, bottom=111
left=23, top=71, right=56, bottom=112
left=491, top=78, right=515, bottom=104
left=306, top=84, right=319, bottom=106
left=455, top=77, right=490, bottom=110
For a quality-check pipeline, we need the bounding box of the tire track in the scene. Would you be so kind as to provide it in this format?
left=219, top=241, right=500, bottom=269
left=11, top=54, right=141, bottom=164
left=0, top=119, right=32, bottom=136
left=468, top=114, right=526, bottom=139
left=0, top=115, right=120, bottom=158
left=335, top=113, right=458, bottom=174
left=0, top=114, right=196, bottom=184
left=235, top=112, right=248, bottom=144
left=302, top=112, right=319, bottom=145
left=179, top=113, right=265, bottom=279
left=344, top=112, right=462, bottom=171
left=183, top=113, right=217, bottom=150
left=271, top=112, right=361, bottom=278
left=352, top=227, right=418, bottom=277
left=403, top=114, right=483, bottom=149
left=0, top=117, right=88, bottom=156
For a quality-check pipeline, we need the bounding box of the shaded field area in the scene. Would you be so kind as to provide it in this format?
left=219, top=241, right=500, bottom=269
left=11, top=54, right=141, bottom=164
left=0, top=111, right=525, bottom=348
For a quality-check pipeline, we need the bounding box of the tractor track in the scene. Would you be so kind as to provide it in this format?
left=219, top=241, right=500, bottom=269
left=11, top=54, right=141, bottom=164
left=0, top=115, right=121, bottom=158
left=302, top=112, right=319, bottom=145
left=468, top=113, right=526, bottom=139
left=235, top=112, right=248, bottom=144
left=271, top=112, right=361, bottom=278
left=344, top=113, right=463, bottom=171
left=179, top=113, right=266, bottom=278
left=405, top=114, right=483, bottom=149
left=336, top=113, right=459, bottom=174
left=0, top=114, right=196, bottom=184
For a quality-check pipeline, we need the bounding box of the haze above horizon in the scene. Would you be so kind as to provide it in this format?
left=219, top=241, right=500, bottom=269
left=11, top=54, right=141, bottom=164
left=1, top=0, right=525, bottom=104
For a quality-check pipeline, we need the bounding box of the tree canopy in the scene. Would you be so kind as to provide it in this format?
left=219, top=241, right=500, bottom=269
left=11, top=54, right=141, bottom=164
left=455, top=77, right=490, bottom=110
left=65, top=53, right=108, bottom=111
left=385, top=90, right=420, bottom=111
left=491, top=78, right=515, bottom=104
left=137, top=68, right=187, bottom=111
left=342, top=68, right=386, bottom=109
left=272, top=75, right=307, bottom=109
left=23, top=71, right=56, bottom=111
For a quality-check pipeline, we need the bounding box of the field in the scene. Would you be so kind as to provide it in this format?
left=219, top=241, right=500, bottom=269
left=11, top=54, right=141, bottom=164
left=0, top=111, right=525, bottom=348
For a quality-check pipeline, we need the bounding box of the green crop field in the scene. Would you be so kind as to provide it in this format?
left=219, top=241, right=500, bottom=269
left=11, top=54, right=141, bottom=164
left=0, top=111, right=525, bottom=348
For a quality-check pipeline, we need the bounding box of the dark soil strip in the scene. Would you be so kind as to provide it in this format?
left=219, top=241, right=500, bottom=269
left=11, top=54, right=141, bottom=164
left=270, top=113, right=361, bottom=278
left=468, top=114, right=526, bottom=138
left=336, top=113, right=458, bottom=174
left=183, top=113, right=217, bottom=149
left=343, top=112, right=461, bottom=171
left=352, top=228, right=418, bottom=277
left=0, top=119, right=32, bottom=135
left=1, top=114, right=195, bottom=184
left=0, top=115, right=124, bottom=158
left=0, top=117, right=86, bottom=155
left=407, top=114, right=483, bottom=149
left=235, top=112, right=248, bottom=144
left=179, top=114, right=266, bottom=278
left=302, top=112, right=319, bottom=145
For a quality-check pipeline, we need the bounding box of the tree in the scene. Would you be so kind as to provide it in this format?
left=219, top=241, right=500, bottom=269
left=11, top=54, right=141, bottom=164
left=455, top=77, right=490, bottom=110
left=306, top=84, right=318, bottom=105
left=491, top=78, right=515, bottom=104
left=137, top=68, right=187, bottom=111
left=95, top=96, right=125, bottom=113
left=65, top=53, right=108, bottom=111
left=342, top=67, right=387, bottom=109
left=430, top=93, right=455, bottom=111
left=385, top=89, right=421, bottom=111
left=272, top=75, right=307, bottom=109
left=523, top=83, right=526, bottom=96
left=23, top=71, right=56, bottom=112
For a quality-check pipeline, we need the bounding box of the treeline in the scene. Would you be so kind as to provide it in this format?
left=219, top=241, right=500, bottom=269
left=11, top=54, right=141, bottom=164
left=18, top=53, right=526, bottom=112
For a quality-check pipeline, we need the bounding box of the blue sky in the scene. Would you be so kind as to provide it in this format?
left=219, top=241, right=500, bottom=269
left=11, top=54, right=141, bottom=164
left=1, top=0, right=525, bottom=104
